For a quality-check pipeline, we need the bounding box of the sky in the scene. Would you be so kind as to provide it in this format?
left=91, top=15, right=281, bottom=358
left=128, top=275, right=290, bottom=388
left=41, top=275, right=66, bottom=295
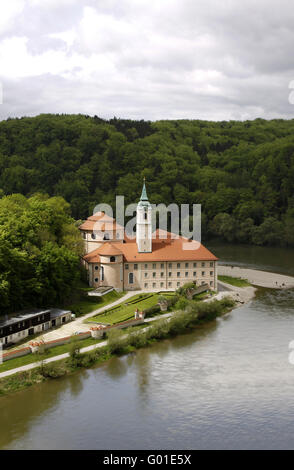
left=0, top=0, right=294, bottom=122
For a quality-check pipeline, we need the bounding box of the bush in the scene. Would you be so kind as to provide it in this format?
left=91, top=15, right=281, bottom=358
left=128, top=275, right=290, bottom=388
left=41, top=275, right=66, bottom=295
left=146, top=319, right=170, bottom=340
left=38, top=363, right=65, bottom=378
left=219, top=296, right=235, bottom=308
left=107, top=329, right=129, bottom=354
left=143, top=304, right=161, bottom=317
left=129, top=330, right=148, bottom=349
left=175, top=297, right=189, bottom=311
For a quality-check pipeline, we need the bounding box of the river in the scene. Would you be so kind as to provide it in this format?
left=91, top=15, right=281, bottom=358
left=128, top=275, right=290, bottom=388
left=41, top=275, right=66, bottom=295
left=1, top=244, right=294, bottom=450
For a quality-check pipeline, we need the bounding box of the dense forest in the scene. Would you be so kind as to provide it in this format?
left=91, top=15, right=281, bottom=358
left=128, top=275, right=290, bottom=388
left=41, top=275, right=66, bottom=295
left=0, top=114, right=294, bottom=246
left=0, top=193, right=83, bottom=314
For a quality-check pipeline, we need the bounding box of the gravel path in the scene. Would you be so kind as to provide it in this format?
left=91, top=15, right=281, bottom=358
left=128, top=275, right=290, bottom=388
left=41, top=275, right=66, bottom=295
left=218, top=265, right=294, bottom=289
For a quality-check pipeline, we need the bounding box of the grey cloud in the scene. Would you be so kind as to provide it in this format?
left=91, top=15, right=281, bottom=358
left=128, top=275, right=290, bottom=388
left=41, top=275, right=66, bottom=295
left=0, top=0, right=294, bottom=121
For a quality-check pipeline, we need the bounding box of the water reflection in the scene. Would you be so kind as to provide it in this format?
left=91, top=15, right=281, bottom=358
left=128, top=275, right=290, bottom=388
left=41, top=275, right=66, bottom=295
left=1, top=269, right=294, bottom=449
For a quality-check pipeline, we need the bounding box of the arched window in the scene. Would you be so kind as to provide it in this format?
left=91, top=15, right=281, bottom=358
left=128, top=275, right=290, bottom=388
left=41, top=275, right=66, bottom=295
left=129, top=272, right=134, bottom=284
left=100, top=266, right=104, bottom=281
left=91, top=233, right=96, bottom=239
left=103, top=233, right=110, bottom=240
left=144, top=212, right=147, bottom=220
left=110, top=256, right=115, bottom=262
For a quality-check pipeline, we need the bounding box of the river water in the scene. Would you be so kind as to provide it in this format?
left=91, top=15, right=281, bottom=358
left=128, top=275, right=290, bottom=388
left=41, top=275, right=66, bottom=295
left=1, top=244, right=294, bottom=450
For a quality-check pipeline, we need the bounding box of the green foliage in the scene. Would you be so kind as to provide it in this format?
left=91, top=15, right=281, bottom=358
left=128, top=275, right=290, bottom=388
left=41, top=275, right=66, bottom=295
left=218, top=275, right=251, bottom=287
left=143, top=304, right=161, bottom=317
left=0, top=193, right=83, bottom=314
left=107, top=328, right=129, bottom=354
left=0, top=115, right=293, bottom=246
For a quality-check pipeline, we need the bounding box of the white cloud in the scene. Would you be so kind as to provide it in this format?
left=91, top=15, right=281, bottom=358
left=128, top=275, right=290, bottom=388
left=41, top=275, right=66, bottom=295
left=0, top=0, right=294, bottom=120
left=0, top=0, right=25, bottom=34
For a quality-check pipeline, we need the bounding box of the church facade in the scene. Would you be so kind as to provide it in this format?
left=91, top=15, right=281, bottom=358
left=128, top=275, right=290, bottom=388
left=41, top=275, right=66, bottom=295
left=79, top=183, right=218, bottom=292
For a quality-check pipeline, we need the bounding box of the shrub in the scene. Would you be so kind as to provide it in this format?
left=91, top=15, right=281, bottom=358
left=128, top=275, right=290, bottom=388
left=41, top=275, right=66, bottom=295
left=107, top=329, right=129, bottom=354
left=143, top=304, right=161, bottom=317
left=219, top=296, right=235, bottom=308
left=146, top=319, right=170, bottom=340
left=38, top=363, right=65, bottom=378
left=129, top=330, right=148, bottom=349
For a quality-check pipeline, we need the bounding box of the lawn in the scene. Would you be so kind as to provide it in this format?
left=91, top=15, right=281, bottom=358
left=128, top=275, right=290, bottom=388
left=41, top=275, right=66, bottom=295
left=66, top=289, right=126, bottom=317
left=86, top=292, right=176, bottom=326
left=218, top=275, right=251, bottom=287
left=0, top=336, right=104, bottom=373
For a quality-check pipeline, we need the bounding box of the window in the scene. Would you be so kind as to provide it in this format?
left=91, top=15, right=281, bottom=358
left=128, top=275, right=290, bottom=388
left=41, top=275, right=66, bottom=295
left=95, top=265, right=99, bottom=270
left=160, top=282, right=164, bottom=287
left=83, top=232, right=86, bottom=239
left=144, top=272, right=148, bottom=278
left=185, top=262, right=189, bottom=268
left=103, top=233, right=110, bottom=240
left=177, top=282, right=180, bottom=287
left=161, top=263, right=164, bottom=269
left=169, top=272, right=172, bottom=277
left=153, top=272, right=156, bottom=278
left=116, top=232, right=120, bottom=239
left=144, top=283, right=148, bottom=288
left=202, top=271, right=205, bottom=276
left=193, top=272, right=196, bottom=277
left=210, top=271, right=213, bottom=276
left=125, top=264, right=129, bottom=269
left=210, top=262, right=213, bottom=267
left=177, top=263, right=180, bottom=268
left=129, top=272, right=134, bottom=284
left=168, top=282, right=172, bottom=287
left=177, top=272, right=180, bottom=277
left=152, top=263, right=156, bottom=269
left=101, top=266, right=104, bottom=281
left=145, top=264, right=148, bottom=269
left=168, top=263, right=172, bottom=268
left=161, top=272, right=164, bottom=277
left=144, top=212, right=147, bottom=220
left=110, top=256, right=115, bottom=262
left=152, top=282, right=156, bottom=288
left=185, top=272, right=188, bottom=277
left=201, top=262, right=205, bottom=267
left=210, top=281, right=213, bottom=286
left=134, top=264, right=138, bottom=270
left=91, top=233, right=96, bottom=239
left=193, top=262, right=197, bottom=268
left=94, top=278, right=98, bottom=283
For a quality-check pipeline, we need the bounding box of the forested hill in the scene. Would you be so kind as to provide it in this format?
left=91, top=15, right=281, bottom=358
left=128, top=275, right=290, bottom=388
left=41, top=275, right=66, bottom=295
left=0, top=114, right=294, bottom=246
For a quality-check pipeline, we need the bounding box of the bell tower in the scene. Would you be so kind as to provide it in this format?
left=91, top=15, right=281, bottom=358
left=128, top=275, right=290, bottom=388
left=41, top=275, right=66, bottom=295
left=136, top=178, right=152, bottom=253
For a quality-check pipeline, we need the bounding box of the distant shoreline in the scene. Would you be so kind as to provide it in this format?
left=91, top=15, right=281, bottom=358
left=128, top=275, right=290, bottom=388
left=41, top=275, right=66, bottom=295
left=218, top=265, right=294, bottom=289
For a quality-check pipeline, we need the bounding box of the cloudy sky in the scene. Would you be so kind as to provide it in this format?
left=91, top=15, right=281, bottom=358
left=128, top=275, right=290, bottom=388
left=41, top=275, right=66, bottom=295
left=0, top=0, right=294, bottom=121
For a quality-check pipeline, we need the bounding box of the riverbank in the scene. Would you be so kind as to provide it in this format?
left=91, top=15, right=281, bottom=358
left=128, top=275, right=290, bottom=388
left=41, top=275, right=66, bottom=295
left=0, top=297, right=235, bottom=396
left=218, top=265, right=294, bottom=289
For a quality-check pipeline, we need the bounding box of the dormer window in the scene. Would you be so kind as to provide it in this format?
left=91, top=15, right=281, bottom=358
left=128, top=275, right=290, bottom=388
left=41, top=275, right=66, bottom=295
left=110, top=256, right=115, bottom=262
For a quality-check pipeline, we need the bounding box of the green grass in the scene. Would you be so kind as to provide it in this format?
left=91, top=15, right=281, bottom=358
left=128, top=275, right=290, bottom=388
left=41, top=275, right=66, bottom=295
left=66, top=290, right=126, bottom=317
left=86, top=292, right=175, bottom=325
left=218, top=275, right=251, bottom=287
left=0, top=336, right=104, bottom=373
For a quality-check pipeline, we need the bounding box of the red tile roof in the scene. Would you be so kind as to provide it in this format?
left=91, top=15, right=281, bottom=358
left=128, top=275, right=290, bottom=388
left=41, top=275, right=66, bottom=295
left=83, top=230, right=217, bottom=263
left=79, top=211, right=124, bottom=231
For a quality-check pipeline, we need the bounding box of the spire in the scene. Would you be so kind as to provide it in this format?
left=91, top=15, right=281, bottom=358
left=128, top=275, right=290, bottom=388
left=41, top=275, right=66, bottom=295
left=140, top=177, right=148, bottom=201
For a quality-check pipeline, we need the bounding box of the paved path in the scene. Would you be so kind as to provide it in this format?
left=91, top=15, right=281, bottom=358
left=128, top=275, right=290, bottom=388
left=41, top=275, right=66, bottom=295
left=0, top=286, right=252, bottom=380
left=12, top=290, right=143, bottom=347
left=0, top=310, right=171, bottom=379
